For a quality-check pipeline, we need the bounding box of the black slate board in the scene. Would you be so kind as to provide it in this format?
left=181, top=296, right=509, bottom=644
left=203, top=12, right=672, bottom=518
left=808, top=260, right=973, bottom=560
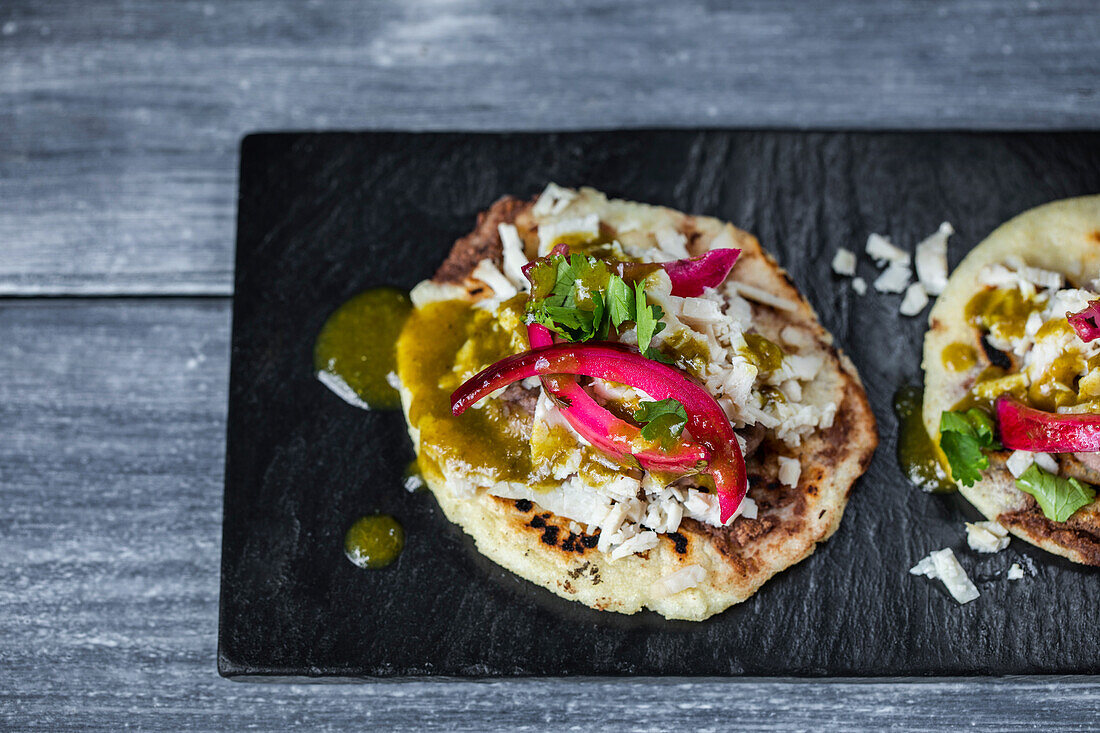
left=220, top=131, right=1100, bottom=678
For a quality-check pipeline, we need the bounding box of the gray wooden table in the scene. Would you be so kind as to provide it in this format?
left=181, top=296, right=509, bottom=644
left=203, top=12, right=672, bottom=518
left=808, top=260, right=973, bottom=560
left=3, top=1, right=1099, bottom=730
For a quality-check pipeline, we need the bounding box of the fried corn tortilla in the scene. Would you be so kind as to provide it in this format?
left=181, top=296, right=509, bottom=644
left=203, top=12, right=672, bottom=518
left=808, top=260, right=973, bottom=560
left=397, top=186, right=877, bottom=619
left=922, top=195, right=1100, bottom=565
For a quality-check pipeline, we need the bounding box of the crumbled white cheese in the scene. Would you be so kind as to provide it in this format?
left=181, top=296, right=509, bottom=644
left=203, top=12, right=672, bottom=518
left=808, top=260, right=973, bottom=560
left=725, top=281, right=800, bottom=312
left=1016, top=262, right=1064, bottom=291
left=532, top=182, right=577, bottom=217
left=1048, top=288, right=1096, bottom=321
left=403, top=473, right=424, bottom=493
left=682, top=491, right=757, bottom=526
left=472, top=259, right=518, bottom=302
left=914, top=222, right=952, bottom=296
left=679, top=297, right=725, bottom=325
left=533, top=389, right=579, bottom=436
left=498, top=223, right=530, bottom=291
left=1034, top=452, right=1059, bottom=474
left=1025, top=310, right=1044, bottom=338
left=966, top=520, right=1010, bottom=553
left=1007, top=563, right=1025, bottom=581
left=778, top=456, right=801, bottom=488
left=1007, top=449, right=1058, bottom=476
left=851, top=276, right=867, bottom=295
left=609, top=530, right=659, bottom=561
left=537, top=214, right=599, bottom=252
left=873, top=262, right=912, bottom=294
left=779, top=325, right=813, bottom=349
left=409, top=279, right=468, bottom=308
left=1005, top=450, right=1034, bottom=478
left=652, top=564, right=707, bottom=597
left=979, top=263, right=1033, bottom=294
left=655, top=227, right=690, bottom=259
left=910, top=548, right=980, bottom=604
left=780, top=379, right=802, bottom=403
left=316, top=370, right=370, bottom=409
left=831, top=248, right=857, bottom=276
left=980, top=258, right=1063, bottom=295
left=866, top=233, right=911, bottom=266
left=899, top=282, right=929, bottom=316
left=385, top=371, right=402, bottom=391
left=739, top=496, right=758, bottom=519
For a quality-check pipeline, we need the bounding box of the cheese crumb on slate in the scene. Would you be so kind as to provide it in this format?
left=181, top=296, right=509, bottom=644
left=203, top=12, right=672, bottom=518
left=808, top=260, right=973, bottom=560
left=915, top=222, right=953, bottom=295
left=874, top=262, right=912, bottom=294
left=403, top=473, right=425, bottom=493
left=966, top=520, right=1010, bottom=553
left=899, top=282, right=929, bottom=316
left=866, top=233, right=911, bottom=266
left=851, top=276, right=867, bottom=295
left=831, top=248, right=857, bottom=276
left=1007, top=563, right=1025, bottom=581
left=910, top=548, right=980, bottom=604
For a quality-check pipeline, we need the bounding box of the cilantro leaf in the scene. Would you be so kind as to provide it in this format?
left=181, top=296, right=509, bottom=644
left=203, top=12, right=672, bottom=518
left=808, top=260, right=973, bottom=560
left=526, top=254, right=669, bottom=356
left=528, top=254, right=608, bottom=342
left=644, top=346, right=676, bottom=364
left=633, top=280, right=666, bottom=353
left=552, top=257, right=577, bottom=304
left=591, top=291, right=609, bottom=340
left=939, top=430, right=986, bottom=486
left=1016, top=463, right=1096, bottom=523
left=606, top=275, right=634, bottom=328
left=633, top=398, right=688, bottom=448
left=938, top=409, right=997, bottom=487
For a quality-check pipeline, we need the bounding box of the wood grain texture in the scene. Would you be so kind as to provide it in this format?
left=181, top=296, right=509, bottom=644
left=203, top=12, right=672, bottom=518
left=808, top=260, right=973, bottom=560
left=2, top=0, right=1100, bottom=295
left=6, top=1, right=1100, bottom=727
left=3, top=303, right=1100, bottom=730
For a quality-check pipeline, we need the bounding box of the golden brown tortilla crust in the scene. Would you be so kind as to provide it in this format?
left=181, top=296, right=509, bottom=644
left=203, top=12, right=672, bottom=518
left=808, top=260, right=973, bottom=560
left=413, top=193, right=878, bottom=618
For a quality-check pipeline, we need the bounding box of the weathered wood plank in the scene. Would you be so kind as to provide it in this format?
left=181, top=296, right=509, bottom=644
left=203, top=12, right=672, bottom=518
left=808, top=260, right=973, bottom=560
left=2, top=0, right=1100, bottom=294
left=3, top=299, right=1100, bottom=729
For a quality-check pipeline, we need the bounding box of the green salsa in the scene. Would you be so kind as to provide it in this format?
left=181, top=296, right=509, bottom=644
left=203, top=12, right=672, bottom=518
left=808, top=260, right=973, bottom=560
left=941, top=342, right=977, bottom=372
left=740, top=332, right=784, bottom=374
left=314, top=287, right=412, bottom=410
left=656, top=329, right=710, bottom=377
left=398, top=300, right=535, bottom=483
left=894, top=384, right=956, bottom=494
left=398, top=298, right=626, bottom=488
left=1028, top=352, right=1083, bottom=411
left=964, top=287, right=1043, bottom=344
left=344, top=514, right=405, bottom=569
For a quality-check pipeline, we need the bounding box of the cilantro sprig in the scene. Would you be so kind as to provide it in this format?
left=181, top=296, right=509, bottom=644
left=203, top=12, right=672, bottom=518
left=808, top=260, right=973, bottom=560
left=938, top=408, right=1000, bottom=487
left=1016, top=463, right=1096, bottom=523
left=634, top=279, right=666, bottom=353
left=632, top=398, right=688, bottom=448
left=527, top=253, right=667, bottom=353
